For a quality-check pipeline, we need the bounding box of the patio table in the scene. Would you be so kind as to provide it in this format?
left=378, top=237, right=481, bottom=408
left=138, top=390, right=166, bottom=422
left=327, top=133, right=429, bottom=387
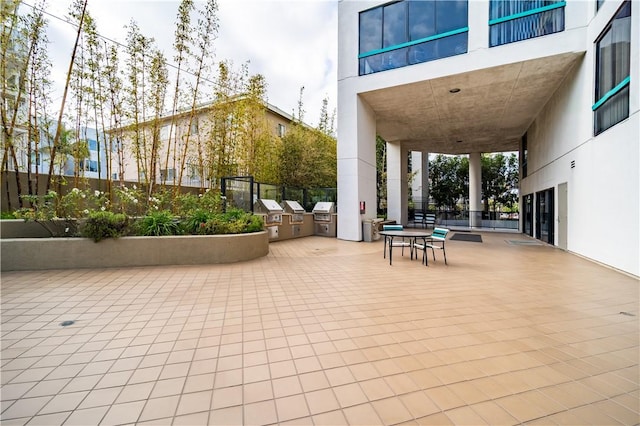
left=379, top=230, right=432, bottom=265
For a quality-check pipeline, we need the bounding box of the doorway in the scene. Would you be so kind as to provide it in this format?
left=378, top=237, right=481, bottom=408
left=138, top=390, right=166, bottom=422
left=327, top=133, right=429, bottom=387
left=536, top=188, right=554, bottom=245
left=523, top=194, right=533, bottom=236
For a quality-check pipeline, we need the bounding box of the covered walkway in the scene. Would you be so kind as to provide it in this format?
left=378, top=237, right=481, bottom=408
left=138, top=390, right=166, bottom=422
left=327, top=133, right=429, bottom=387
left=1, top=233, right=638, bottom=425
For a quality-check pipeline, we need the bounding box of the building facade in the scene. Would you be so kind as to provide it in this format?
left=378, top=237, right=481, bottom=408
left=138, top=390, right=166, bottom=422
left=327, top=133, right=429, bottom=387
left=338, top=0, right=638, bottom=276
left=116, top=101, right=295, bottom=188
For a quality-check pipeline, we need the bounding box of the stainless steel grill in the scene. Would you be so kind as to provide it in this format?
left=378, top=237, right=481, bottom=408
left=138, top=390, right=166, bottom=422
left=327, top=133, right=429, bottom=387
left=282, top=200, right=305, bottom=224
left=312, top=202, right=336, bottom=237
left=254, top=199, right=283, bottom=225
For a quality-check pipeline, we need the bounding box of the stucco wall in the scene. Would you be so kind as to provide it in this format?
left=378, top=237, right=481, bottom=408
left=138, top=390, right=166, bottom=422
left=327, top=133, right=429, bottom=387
left=1, top=231, right=269, bottom=271
left=521, top=0, right=639, bottom=276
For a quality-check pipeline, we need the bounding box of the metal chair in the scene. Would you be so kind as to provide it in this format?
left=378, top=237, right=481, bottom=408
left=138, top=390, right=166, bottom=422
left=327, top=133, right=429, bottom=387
left=413, top=227, right=450, bottom=265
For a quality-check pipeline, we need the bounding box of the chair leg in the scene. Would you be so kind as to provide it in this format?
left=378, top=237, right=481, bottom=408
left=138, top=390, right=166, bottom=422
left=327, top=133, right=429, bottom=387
left=442, top=244, right=447, bottom=265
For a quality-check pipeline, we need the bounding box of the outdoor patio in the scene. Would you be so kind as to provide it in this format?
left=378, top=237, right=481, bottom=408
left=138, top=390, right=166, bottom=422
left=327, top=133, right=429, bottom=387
left=1, top=232, right=638, bottom=425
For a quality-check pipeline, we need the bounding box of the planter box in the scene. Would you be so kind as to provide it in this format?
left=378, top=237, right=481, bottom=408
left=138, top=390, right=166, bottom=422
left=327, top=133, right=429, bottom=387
left=1, top=231, right=269, bottom=271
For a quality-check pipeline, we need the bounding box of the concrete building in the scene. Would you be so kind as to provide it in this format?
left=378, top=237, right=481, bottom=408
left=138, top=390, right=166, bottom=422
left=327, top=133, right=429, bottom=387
left=338, top=0, right=638, bottom=276
left=117, top=101, right=295, bottom=187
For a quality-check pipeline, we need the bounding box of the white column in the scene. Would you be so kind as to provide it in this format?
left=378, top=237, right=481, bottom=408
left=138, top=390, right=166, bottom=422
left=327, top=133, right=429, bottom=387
left=410, top=151, right=429, bottom=210
left=469, top=152, right=482, bottom=228
left=421, top=152, right=429, bottom=210
left=337, top=91, right=377, bottom=241
left=387, top=141, right=408, bottom=226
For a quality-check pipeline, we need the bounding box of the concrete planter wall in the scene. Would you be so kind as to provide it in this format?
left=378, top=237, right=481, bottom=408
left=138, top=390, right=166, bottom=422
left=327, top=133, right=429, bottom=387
left=1, top=231, right=269, bottom=271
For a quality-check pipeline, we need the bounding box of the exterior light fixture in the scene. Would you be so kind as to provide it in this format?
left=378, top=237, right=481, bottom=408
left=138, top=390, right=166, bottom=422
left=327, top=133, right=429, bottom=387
left=449, top=88, right=461, bottom=93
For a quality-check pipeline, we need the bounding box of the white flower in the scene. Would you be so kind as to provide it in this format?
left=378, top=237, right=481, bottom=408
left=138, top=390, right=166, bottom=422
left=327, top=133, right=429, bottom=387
left=133, top=199, right=138, bottom=204
left=94, top=190, right=100, bottom=197
left=100, top=206, right=106, bottom=211
left=83, top=209, right=89, bottom=215
left=72, top=188, right=80, bottom=194
left=81, top=194, right=86, bottom=198
left=133, top=185, right=137, bottom=190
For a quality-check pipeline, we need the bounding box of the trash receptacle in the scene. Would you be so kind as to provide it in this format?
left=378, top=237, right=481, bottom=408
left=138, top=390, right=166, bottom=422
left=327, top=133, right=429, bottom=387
left=363, top=219, right=383, bottom=242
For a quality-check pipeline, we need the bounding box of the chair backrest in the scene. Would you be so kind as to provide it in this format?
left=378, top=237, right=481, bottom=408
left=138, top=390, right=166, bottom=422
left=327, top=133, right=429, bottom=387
left=431, top=228, right=449, bottom=240
left=383, top=224, right=403, bottom=231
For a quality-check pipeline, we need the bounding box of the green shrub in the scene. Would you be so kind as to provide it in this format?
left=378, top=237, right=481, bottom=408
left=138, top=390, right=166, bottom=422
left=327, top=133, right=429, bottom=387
left=81, top=211, right=129, bottom=242
left=136, top=210, right=180, bottom=236
left=199, top=210, right=264, bottom=235
left=1, top=211, right=16, bottom=219
left=182, top=209, right=213, bottom=234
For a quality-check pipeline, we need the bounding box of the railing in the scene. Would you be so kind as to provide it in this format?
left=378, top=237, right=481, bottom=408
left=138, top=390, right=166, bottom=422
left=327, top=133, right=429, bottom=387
left=220, top=176, right=337, bottom=213
left=410, top=208, right=520, bottom=230
left=489, top=1, right=565, bottom=47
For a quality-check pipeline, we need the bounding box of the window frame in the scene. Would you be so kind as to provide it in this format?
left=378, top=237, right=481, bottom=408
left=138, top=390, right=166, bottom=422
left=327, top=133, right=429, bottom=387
left=592, top=0, right=631, bottom=135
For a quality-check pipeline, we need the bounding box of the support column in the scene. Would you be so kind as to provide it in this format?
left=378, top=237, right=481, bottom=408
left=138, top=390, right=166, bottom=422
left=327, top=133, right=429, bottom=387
left=387, top=141, right=408, bottom=226
left=410, top=151, right=429, bottom=212
left=469, top=152, right=482, bottom=228
left=336, top=91, right=377, bottom=241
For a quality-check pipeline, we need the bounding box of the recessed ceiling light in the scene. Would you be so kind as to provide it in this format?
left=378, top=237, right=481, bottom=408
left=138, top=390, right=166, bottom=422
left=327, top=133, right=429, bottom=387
left=449, top=88, right=461, bottom=93
left=456, top=140, right=463, bottom=143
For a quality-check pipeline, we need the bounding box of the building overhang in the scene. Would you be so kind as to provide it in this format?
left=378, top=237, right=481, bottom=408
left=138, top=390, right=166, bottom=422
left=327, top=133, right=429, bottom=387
left=359, top=51, right=584, bottom=154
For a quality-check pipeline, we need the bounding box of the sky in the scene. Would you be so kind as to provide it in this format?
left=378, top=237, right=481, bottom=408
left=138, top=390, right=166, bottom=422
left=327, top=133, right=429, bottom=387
left=33, top=0, right=338, bottom=128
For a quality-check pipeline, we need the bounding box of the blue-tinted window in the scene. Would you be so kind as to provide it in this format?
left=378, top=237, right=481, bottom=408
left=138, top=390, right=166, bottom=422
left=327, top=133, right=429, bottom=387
left=489, top=1, right=565, bottom=47
left=436, top=0, right=468, bottom=33
left=359, top=0, right=468, bottom=75
left=594, top=1, right=631, bottom=135
left=88, top=139, right=98, bottom=151
left=409, top=1, right=434, bottom=40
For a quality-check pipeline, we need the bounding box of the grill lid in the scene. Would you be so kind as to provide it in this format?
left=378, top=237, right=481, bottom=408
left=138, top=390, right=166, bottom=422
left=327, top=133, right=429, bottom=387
left=254, top=199, right=284, bottom=214
left=282, top=200, right=305, bottom=214
left=312, top=202, right=335, bottom=214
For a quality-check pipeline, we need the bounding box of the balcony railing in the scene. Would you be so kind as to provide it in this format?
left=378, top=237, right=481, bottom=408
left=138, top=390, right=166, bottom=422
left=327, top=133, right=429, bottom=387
left=489, top=1, right=565, bottom=47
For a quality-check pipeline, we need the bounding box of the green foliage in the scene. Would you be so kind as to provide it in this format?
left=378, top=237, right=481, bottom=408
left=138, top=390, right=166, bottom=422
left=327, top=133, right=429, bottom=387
left=278, top=123, right=337, bottom=188
left=1, top=211, right=16, bottom=219
left=81, top=211, right=129, bottom=242
left=429, top=155, right=468, bottom=210
left=198, top=209, right=263, bottom=235
left=181, top=209, right=214, bottom=234
left=173, top=189, right=224, bottom=216
left=136, top=210, right=180, bottom=236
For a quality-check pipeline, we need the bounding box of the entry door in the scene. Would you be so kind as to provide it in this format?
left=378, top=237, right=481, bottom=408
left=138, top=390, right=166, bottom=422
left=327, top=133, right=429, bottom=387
left=536, top=188, right=555, bottom=245
left=523, top=194, right=533, bottom=236
left=557, top=183, right=568, bottom=250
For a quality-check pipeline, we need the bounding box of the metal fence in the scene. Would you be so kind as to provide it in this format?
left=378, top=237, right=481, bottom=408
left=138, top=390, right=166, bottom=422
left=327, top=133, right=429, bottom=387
left=221, top=176, right=337, bottom=213
left=410, top=208, right=519, bottom=230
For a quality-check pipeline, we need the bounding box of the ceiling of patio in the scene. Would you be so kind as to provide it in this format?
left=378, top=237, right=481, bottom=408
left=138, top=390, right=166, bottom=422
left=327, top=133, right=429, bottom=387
left=360, top=52, right=584, bottom=155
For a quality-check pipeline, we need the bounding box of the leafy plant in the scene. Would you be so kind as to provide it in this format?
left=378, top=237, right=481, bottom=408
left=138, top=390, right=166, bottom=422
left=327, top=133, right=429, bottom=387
left=182, top=209, right=213, bottom=234
left=200, top=209, right=263, bottom=235
left=136, top=210, right=180, bottom=236
left=81, top=211, right=129, bottom=242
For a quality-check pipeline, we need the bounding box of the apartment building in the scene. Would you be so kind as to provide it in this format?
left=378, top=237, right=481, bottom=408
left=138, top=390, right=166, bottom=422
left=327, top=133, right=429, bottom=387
left=337, top=0, right=638, bottom=276
left=117, top=100, right=294, bottom=187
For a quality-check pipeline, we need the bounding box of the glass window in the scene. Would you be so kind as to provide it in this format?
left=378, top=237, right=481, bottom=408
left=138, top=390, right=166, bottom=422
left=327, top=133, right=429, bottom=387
left=436, top=0, right=468, bottom=34
left=489, top=0, right=565, bottom=47
left=359, top=7, right=382, bottom=54
left=87, top=139, right=98, bottom=151
left=383, top=2, right=407, bottom=48
left=409, top=1, right=435, bottom=40
left=594, top=1, right=631, bottom=135
left=359, top=0, right=468, bottom=75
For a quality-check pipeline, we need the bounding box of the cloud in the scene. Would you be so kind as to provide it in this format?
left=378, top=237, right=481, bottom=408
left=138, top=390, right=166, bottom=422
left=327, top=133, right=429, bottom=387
left=38, top=0, right=337, bottom=127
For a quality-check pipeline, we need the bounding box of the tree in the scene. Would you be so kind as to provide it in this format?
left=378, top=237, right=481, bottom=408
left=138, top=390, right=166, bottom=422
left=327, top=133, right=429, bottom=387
left=429, top=154, right=467, bottom=210
left=482, top=152, right=518, bottom=213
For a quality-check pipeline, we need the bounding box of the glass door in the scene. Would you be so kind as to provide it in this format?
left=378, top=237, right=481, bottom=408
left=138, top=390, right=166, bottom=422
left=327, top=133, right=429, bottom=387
left=535, top=188, right=554, bottom=244
left=523, top=194, right=533, bottom=236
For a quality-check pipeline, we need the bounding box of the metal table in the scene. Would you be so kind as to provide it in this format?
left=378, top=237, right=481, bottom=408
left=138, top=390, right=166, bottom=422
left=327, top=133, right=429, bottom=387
left=379, top=230, right=432, bottom=265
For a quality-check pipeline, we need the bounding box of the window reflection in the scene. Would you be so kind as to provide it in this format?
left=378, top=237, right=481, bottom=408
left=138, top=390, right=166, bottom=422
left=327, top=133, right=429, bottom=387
left=358, top=0, right=469, bottom=75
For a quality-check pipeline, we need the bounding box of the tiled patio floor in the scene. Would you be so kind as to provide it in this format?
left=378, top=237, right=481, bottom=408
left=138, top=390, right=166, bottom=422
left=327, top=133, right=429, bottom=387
left=1, top=232, right=638, bottom=425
